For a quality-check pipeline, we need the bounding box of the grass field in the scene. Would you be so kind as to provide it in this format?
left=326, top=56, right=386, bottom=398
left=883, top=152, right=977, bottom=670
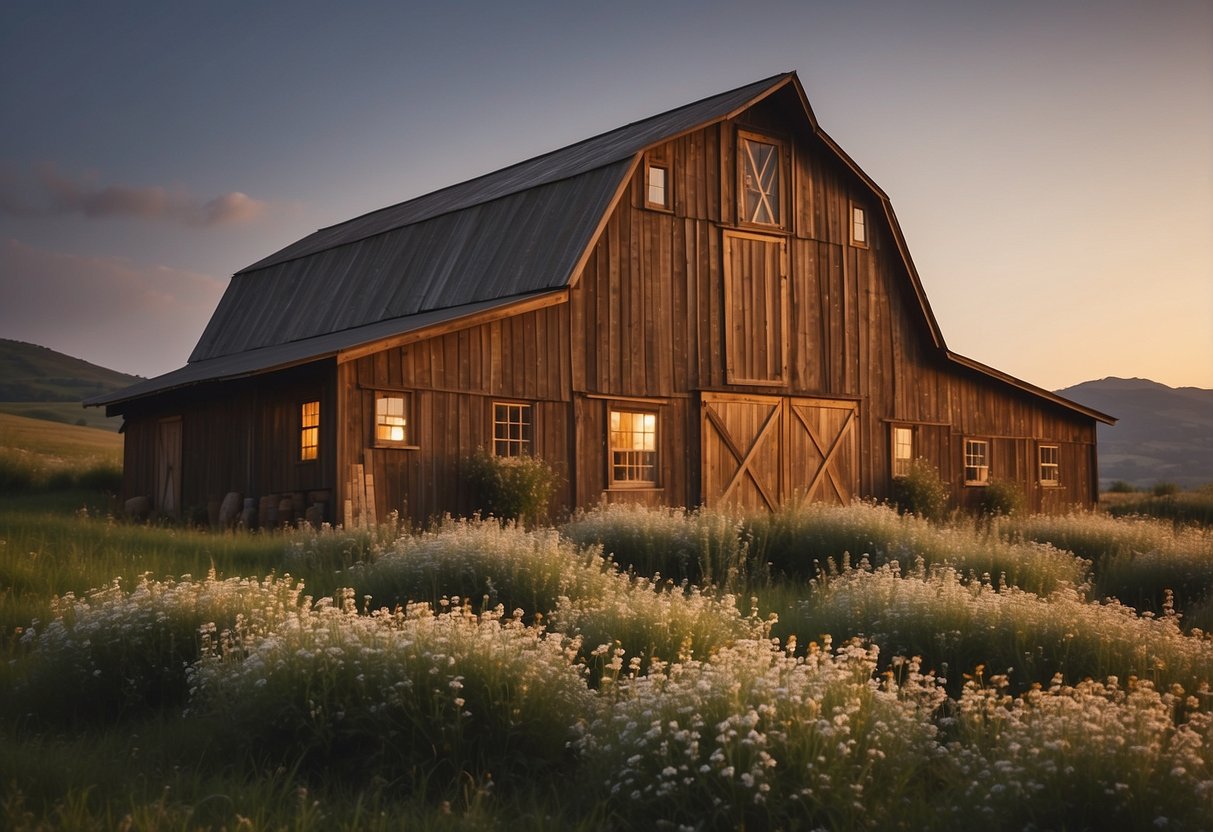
left=2, top=490, right=1211, bottom=831
left=2, top=424, right=1210, bottom=829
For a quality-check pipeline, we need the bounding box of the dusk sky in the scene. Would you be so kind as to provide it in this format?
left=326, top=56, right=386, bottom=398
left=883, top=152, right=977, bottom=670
left=1, top=1, right=1210, bottom=390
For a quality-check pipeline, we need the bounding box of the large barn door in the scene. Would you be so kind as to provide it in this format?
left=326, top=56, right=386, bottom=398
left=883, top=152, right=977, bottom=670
left=785, top=398, right=858, bottom=505
left=155, top=417, right=182, bottom=519
left=700, top=394, right=859, bottom=510
left=701, top=393, right=783, bottom=512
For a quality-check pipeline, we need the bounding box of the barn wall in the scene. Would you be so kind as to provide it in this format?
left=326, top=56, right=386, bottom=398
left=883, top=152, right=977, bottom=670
left=568, top=88, right=1099, bottom=512
left=339, top=304, right=573, bottom=523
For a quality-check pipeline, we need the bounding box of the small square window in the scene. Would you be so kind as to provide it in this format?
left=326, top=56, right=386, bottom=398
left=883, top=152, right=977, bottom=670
left=964, top=439, right=990, bottom=485
left=645, top=161, right=670, bottom=210
left=851, top=204, right=867, bottom=247
left=300, top=400, right=320, bottom=461
left=892, top=426, right=913, bottom=478
left=1039, top=445, right=1060, bottom=486
left=493, top=402, right=532, bottom=457
left=609, top=407, right=658, bottom=486
left=374, top=392, right=412, bottom=446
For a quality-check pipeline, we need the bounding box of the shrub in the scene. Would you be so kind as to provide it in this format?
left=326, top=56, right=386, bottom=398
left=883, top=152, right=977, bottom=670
left=462, top=449, right=558, bottom=525
left=890, top=458, right=950, bottom=521
left=1107, top=480, right=1137, bottom=493
left=1153, top=481, right=1180, bottom=498
left=189, top=596, right=593, bottom=789
left=792, top=563, right=1213, bottom=695
left=13, top=573, right=308, bottom=723
left=576, top=637, right=949, bottom=831
left=979, top=478, right=1025, bottom=518
left=561, top=503, right=751, bottom=587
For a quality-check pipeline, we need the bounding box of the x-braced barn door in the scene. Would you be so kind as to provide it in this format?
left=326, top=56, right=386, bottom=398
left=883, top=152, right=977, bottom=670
left=155, top=417, right=182, bottom=519
left=700, top=394, right=858, bottom=511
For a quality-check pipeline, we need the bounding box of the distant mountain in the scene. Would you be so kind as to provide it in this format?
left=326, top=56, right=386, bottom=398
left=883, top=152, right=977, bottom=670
left=0, top=339, right=141, bottom=402
left=1057, top=377, right=1213, bottom=490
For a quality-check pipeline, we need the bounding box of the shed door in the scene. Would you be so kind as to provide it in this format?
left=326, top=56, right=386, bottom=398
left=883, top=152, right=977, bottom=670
left=155, top=417, right=182, bottom=519
left=700, top=394, right=858, bottom=510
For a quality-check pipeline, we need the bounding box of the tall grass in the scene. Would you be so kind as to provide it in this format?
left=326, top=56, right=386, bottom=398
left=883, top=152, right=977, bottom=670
left=789, top=563, right=1213, bottom=695
left=1002, top=512, right=1213, bottom=620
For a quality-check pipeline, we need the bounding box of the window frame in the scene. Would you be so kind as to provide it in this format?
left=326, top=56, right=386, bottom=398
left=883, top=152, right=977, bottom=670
left=299, top=400, right=320, bottom=462
left=736, top=128, right=788, bottom=230
left=644, top=155, right=672, bottom=212
left=1039, top=444, right=1060, bottom=487
left=964, top=438, right=990, bottom=486
left=891, top=425, right=913, bottom=479
left=850, top=202, right=868, bottom=248
left=607, top=404, right=660, bottom=489
left=492, top=400, right=533, bottom=458
left=372, top=391, right=417, bottom=450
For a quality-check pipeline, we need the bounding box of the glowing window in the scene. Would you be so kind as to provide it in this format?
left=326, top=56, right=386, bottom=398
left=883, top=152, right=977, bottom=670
left=851, top=204, right=867, bottom=246
left=1039, top=445, right=1060, bottom=486
left=964, top=439, right=990, bottom=485
left=609, top=408, right=658, bottom=486
left=892, top=426, right=913, bottom=478
left=646, top=161, right=670, bottom=210
left=375, top=393, right=410, bottom=446
left=493, top=402, right=532, bottom=457
left=300, top=400, right=319, bottom=461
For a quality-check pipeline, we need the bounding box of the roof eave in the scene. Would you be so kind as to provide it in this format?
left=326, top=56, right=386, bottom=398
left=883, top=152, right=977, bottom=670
left=946, top=351, right=1118, bottom=424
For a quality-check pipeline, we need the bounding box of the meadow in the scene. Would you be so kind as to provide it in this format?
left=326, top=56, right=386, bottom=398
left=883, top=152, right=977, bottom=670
left=2, top=480, right=1212, bottom=829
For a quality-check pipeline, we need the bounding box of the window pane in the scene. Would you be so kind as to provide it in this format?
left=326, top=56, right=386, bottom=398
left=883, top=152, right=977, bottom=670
left=741, top=137, right=781, bottom=225
left=609, top=408, right=658, bottom=484
left=493, top=402, right=531, bottom=457
left=300, top=400, right=320, bottom=460
left=375, top=395, right=408, bottom=444
left=647, top=164, right=668, bottom=207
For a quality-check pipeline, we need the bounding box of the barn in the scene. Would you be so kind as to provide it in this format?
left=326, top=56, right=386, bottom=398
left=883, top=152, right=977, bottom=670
left=89, top=71, right=1115, bottom=526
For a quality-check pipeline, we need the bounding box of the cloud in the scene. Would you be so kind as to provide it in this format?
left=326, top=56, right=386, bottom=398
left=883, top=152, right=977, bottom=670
left=0, top=238, right=228, bottom=377
left=0, top=164, right=267, bottom=227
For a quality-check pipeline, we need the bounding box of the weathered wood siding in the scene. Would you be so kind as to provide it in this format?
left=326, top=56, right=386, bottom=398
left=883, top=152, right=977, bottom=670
left=119, top=362, right=337, bottom=521
left=339, top=304, right=573, bottom=522
left=568, top=87, right=1097, bottom=512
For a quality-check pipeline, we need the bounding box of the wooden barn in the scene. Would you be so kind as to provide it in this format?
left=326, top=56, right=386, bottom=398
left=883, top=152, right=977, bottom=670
left=89, top=72, right=1115, bottom=526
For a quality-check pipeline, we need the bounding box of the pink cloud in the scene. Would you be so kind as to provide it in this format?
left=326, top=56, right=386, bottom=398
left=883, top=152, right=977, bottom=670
left=0, top=164, right=267, bottom=227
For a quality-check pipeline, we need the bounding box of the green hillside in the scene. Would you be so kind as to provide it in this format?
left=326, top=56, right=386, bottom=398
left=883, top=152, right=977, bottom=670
left=0, top=340, right=142, bottom=431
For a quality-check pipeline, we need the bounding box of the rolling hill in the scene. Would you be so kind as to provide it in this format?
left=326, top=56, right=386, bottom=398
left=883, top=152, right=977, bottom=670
left=0, top=339, right=142, bottom=431
left=1056, top=377, right=1213, bottom=490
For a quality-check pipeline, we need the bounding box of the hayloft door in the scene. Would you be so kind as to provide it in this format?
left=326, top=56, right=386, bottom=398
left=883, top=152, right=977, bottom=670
left=155, top=417, right=182, bottom=519
left=700, top=394, right=858, bottom=510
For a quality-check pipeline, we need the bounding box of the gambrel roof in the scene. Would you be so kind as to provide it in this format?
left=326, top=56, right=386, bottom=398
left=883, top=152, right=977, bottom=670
left=89, top=72, right=1113, bottom=424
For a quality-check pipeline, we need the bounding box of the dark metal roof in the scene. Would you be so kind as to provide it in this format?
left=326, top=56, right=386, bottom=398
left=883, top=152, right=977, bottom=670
left=86, top=292, right=565, bottom=408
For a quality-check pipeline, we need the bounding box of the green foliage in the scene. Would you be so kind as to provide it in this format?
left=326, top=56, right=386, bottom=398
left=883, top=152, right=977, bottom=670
left=1152, top=481, right=1181, bottom=498
left=561, top=502, right=751, bottom=587
left=462, top=449, right=558, bottom=525
left=979, top=478, right=1025, bottom=517
left=890, top=458, right=950, bottom=521
left=1107, top=480, right=1137, bottom=493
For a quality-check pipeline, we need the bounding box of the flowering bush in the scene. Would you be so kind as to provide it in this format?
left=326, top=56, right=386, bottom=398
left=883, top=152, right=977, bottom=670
left=562, top=502, right=752, bottom=588
left=15, top=572, right=307, bottom=722
left=952, top=673, right=1213, bottom=830
left=462, top=449, right=558, bottom=525
left=796, top=563, right=1213, bottom=695
left=189, top=594, right=593, bottom=788
left=577, top=636, right=949, bottom=830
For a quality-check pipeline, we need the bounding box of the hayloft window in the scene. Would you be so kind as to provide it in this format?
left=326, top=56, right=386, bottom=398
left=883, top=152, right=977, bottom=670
left=851, top=204, right=868, bottom=247
left=964, top=439, right=990, bottom=485
left=891, top=426, right=913, bottom=478
left=645, top=159, right=671, bottom=211
left=374, top=392, right=411, bottom=447
left=300, top=400, right=320, bottom=461
left=1039, top=444, right=1060, bottom=486
left=493, top=402, right=532, bottom=458
left=609, top=407, right=658, bottom=486
left=738, top=131, right=784, bottom=227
